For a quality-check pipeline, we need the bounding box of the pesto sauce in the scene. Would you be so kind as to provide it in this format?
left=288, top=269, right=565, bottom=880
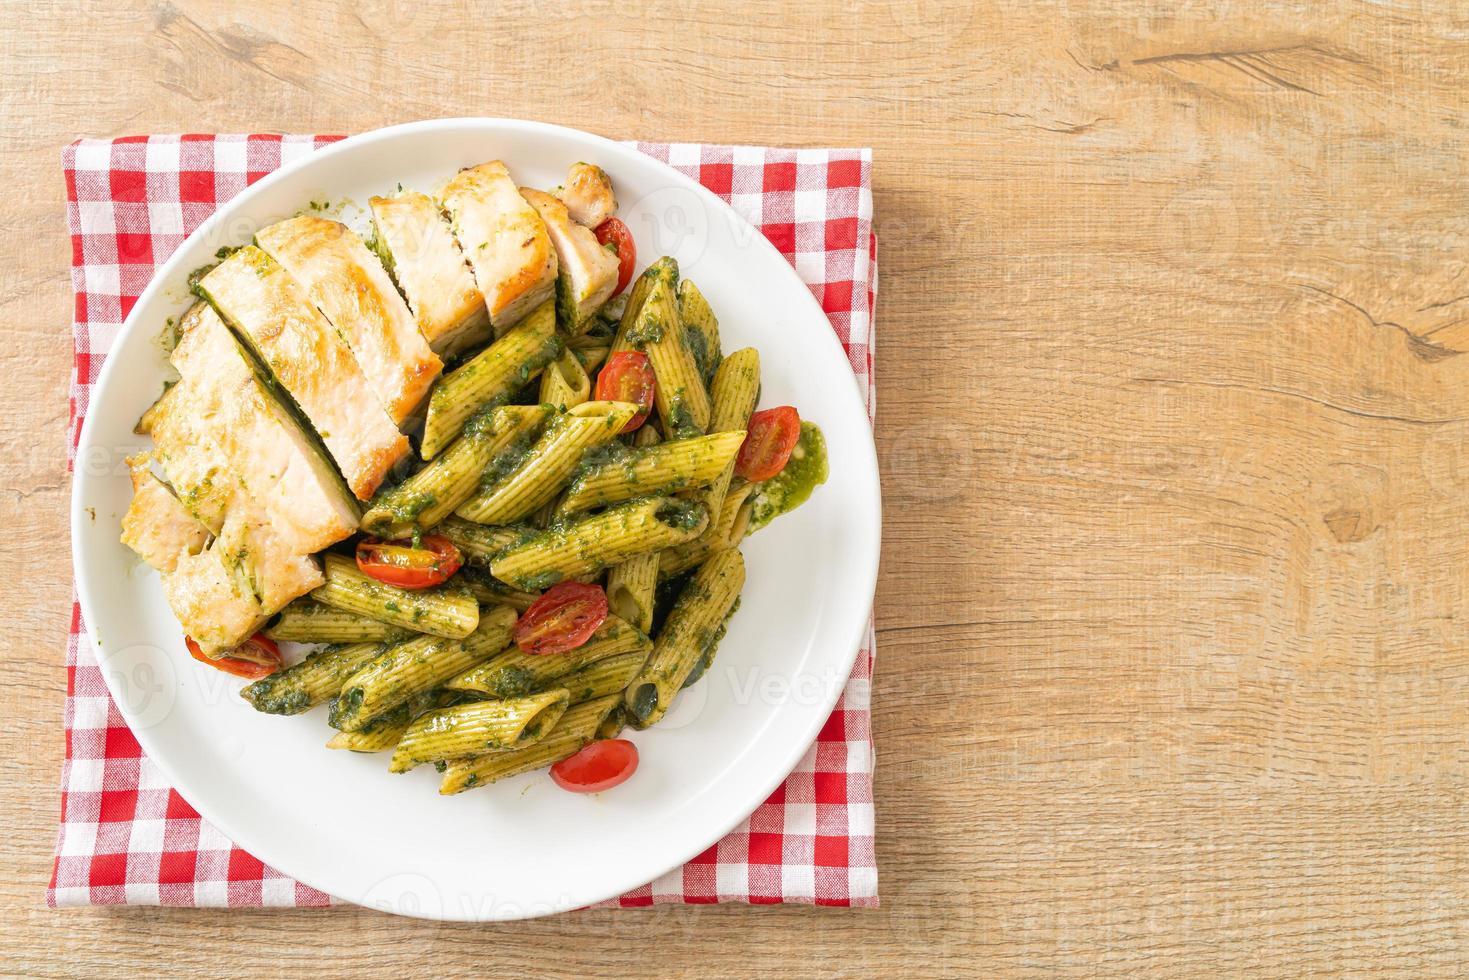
left=493, top=664, right=538, bottom=698
left=749, top=421, right=828, bottom=531
left=683, top=324, right=711, bottom=380
left=655, top=499, right=705, bottom=532
left=479, top=433, right=538, bottom=491
left=665, top=393, right=699, bottom=439
left=186, top=262, right=218, bottom=298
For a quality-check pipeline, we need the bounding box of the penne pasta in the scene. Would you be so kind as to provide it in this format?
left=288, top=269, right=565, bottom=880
left=437, top=696, right=620, bottom=795
left=419, top=300, right=561, bottom=459
left=659, top=480, right=754, bottom=578
left=329, top=606, right=517, bottom=731
left=311, top=553, right=480, bottom=639
left=454, top=401, right=637, bottom=525
left=445, top=615, right=650, bottom=698
left=264, top=599, right=411, bottom=644
left=626, top=548, right=745, bottom=728
left=556, top=430, right=746, bottom=516
left=538, top=347, right=592, bottom=410
left=683, top=347, right=760, bottom=550
left=623, top=273, right=710, bottom=437
left=241, top=642, right=386, bottom=715
left=605, top=552, right=659, bottom=634
left=676, top=278, right=722, bottom=384
left=388, top=688, right=570, bottom=772
left=551, top=651, right=649, bottom=705
left=362, top=405, right=551, bottom=537
left=325, top=691, right=438, bottom=753
left=489, top=496, right=709, bottom=591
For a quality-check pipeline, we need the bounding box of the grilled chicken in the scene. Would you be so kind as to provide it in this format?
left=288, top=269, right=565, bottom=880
left=211, top=512, right=324, bottom=616
left=256, top=216, right=442, bottom=424
left=439, top=161, right=557, bottom=334
left=555, top=162, right=616, bottom=228
left=137, top=383, right=232, bottom=533
left=520, top=188, right=620, bottom=334
left=138, top=378, right=329, bottom=617
left=124, top=301, right=365, bottom=646
left=170, top=303, right=359, bottom=553
left=161, top=545, right=267, bottom=657
left=120, top=454, right=208, bottom=574
left=368, top=191, right=491, bottom=357
left=196, top=246, right=409, bottom=500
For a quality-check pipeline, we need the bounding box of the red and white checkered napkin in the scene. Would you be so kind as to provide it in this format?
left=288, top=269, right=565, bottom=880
left=51, top=135, right=877, bottom=909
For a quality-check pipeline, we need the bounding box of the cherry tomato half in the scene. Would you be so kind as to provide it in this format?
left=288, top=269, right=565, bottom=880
left=735, top=406, right=802, bottom=482
left=185, top=633, right=282, bottom=680
left=594, top=351, right=656, bottom=433
left=515, top=581, right=609, bottom=655
left=594, top=217, right=636, bottom=296
left=355, top=535, right=463, bottom=589
left=550, top=738, right=639, bottom=793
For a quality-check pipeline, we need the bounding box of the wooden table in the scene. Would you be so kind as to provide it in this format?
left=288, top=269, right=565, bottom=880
left=6, top=2, right=1468, bottom=974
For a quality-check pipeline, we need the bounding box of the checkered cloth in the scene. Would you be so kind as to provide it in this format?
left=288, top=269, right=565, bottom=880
left=51, top=134, right=877, bottom=909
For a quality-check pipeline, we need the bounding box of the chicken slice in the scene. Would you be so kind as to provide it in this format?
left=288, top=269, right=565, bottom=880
left=196, top=246, right=409, bottom=500
left=520, top=188, right=620, bottom=335
left=438, top=161, right=557, bottom=334
left=555, top=162, right=617, bottom=229
left=137, top=383, right=232, bottom=534
left=368, top=191, right=492, bottom=357
left=211, top=512, right=324, bottom=616
left=120, top=454, right=208, bottom=574
left=162, top=545, right=266, bottom=657
left=170, top=303, right=359, bottom=554
left=256, top=216, right=442, bottom=424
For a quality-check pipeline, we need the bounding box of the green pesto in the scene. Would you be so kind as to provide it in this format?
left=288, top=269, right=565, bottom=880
left=654, top=499, right=706, bottom=532
left=682, top=324, right=711, bottom=380
left=486, top=664, right=538, bottom=698
left=157, top=316, right=181, bottom=355
left=749, top=421, right=828, bottom=531
left=518, top=570, right=564, bottom=592
left=327, top=686, right=367, bottom=730
left=186, top=262, right=218, bottom=299
left=571, top=440, right=636, bottom=482
left=380, top=490, right=437, bottom=523
left=665, top=394, right=699, bottom=439
left=363, top=227, right=397, bottom=284
left=628, top=682, right=658, bottom=722
left=683, top=597, right=740, bottom=690
left=554, top=271, right=577, bottom=329
left=478, top=431, right=539, bottom=491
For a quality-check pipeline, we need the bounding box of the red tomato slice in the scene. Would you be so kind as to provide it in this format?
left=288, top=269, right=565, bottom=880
left=185, top=633, right=282, bottom=680
left=356, top=535, right=463, bottom=589
left=514, top=581, right=609, bottom=655
left=594, top=351, right=656, bottom=433
left=594, top=217, right=636, bottom=296
left=735, top=406, right=802, bottom=482
left=550, top=738, right=639, bottom=793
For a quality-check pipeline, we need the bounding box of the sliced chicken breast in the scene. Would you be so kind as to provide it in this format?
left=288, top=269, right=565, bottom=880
left=120, top=454, right=208, bottom=574
left=170, top=303, right=360, bottom=553
left=555, top=162, right=617, bottom=228
left=439, top=161, right=557, bottom=334
left=212, top=512, right=324, bottom=616
left=520, top=188, right=620, bottom=334
left=368, top=191, right=492, bottom=357
left=162, top=544, right=266, bottom=657
left=256, top=216, right=442, bottom=424
left=137, top=383, right=232, bottom=533
left=196, top=246, right=409, bottom=500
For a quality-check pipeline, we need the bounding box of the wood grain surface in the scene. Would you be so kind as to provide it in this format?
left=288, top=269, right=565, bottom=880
left=5, top=1, right=1469, bottom=975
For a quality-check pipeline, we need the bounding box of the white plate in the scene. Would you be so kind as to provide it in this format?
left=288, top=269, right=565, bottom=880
left=72, top=118, right=880, bottom=920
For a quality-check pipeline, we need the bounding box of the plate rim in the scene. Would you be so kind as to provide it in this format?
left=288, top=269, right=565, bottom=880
left=70, top=116, right=881, bottom=920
